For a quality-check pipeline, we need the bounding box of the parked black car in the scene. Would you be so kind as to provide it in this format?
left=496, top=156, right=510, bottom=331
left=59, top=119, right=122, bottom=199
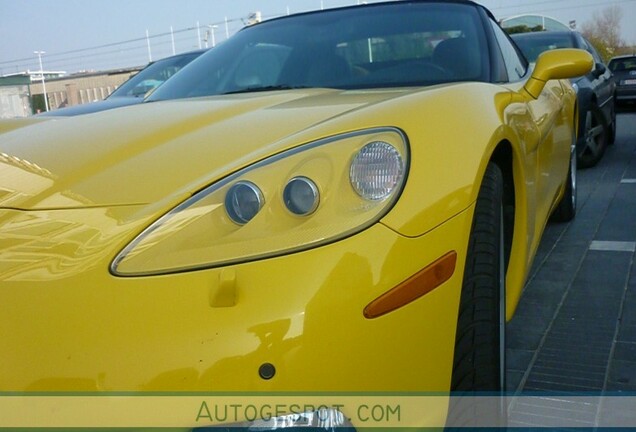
left=511, top=31, right=616, bottom=168
left=39, top=49, right=207, bottom=117
left=608, top=55, right=636, bottom=108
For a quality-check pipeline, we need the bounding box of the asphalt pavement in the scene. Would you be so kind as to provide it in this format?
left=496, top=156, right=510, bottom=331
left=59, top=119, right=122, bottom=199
left=504, top=109, right=636, bottom=427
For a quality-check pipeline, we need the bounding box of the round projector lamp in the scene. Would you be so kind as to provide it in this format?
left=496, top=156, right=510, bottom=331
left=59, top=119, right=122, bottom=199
left=283, top=176, right=320, bottom=216
left=225, top=181, right=264, bottom=225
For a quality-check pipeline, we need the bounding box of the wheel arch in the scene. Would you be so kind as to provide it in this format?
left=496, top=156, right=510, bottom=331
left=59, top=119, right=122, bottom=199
left=576, top=89, right=596, bottom=138
left=573, top=100, right=580, bottom=140
left=488, top=139, right=528, bottom=320
left=490, top=142, right=514, bottom=273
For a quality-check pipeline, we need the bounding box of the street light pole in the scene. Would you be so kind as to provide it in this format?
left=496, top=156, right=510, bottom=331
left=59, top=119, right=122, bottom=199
left=211, top=25, right=218, bottom=47
left=34, top=50, right=49, bottom=112
left=145, top=29, right=152, bottom=62
left=205, top=25, right=218, bottom=48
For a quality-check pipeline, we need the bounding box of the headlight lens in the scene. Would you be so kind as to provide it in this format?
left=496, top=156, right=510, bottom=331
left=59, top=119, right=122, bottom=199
left=283, top=176, right=320, bottom=216
left=350, top=141, right=404, bottom=201
left=112, top=128, right=409, bottom=275
left=225, top=181, right=265, bottom=224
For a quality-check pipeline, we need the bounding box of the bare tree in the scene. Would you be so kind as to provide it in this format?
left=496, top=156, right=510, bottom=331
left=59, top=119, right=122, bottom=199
left=581, top=5, right=625, bottom=61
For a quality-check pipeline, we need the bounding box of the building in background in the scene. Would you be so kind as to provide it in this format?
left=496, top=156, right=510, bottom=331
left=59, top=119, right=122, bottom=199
left=0, top=75, right=32, bottom=119
left=0, top=70, right=66, bottom=118
left=0, top=68, right=140, bottom=118
left=30, top=68, right=140, bottom=112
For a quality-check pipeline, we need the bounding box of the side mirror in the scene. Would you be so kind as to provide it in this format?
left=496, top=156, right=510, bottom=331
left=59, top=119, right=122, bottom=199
left=524, top=48, right=593, bottom=99
left=593, top=62, right=607, bottom=78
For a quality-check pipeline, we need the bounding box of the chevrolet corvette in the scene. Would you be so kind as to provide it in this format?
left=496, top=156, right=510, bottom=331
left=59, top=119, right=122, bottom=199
left=0, top=0, right=592, bottom=429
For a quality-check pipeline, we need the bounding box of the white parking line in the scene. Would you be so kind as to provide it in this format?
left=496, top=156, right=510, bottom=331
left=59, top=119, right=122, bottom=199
left=589, top=241, right=636, bottom=252
left=621, top=179, right=636, bottom=184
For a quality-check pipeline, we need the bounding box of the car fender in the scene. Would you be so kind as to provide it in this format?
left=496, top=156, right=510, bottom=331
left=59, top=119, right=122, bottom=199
left=378, top=84, right=520, bottom=238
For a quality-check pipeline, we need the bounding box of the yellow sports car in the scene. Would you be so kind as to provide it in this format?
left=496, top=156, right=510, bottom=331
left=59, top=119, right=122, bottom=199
left=0, top=0, right=592, bottom=429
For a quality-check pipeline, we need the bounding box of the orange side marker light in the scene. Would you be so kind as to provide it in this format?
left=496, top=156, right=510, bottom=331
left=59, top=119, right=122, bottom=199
left=364, top=251, right=457, bottom=319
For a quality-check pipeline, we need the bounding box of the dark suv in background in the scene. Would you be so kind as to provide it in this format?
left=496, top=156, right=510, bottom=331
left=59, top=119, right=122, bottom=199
left=512, top=31, right=616, bottom=168
left=608, top=55, right=636, bottom=108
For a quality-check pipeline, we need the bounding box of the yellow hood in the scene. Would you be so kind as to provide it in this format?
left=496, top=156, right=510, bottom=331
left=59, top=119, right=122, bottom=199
left=0, top=88, right=411, bottom=210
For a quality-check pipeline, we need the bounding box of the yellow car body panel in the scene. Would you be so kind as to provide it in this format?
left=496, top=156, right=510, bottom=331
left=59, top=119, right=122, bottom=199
left=1, top=205, right=472, bottom=394
left=0, top=80, right=574, bottom=384
left=0, top=117, right=47, bottom=135
left=0, top=2, right=591, bottom=426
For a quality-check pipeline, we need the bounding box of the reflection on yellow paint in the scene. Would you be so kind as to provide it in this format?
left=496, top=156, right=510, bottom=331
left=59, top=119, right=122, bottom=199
left=0, top=152, right=56, bottom=208
left=0, top=207, right=149, bottom=282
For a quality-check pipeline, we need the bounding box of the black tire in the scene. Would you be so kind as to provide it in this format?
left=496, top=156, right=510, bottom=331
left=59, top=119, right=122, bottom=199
left=551, top=139, right=577, bottom=222
left=608, top=103, right=617, bottom=146
left=577, top=105, right=607, bottom=168
left=447, top=163, right=506, bottom=428
left=451, top=163, right=505, bottom=392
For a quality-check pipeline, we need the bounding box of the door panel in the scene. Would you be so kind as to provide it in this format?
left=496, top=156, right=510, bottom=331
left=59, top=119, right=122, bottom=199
left=527, top=79, right=569, bottom=233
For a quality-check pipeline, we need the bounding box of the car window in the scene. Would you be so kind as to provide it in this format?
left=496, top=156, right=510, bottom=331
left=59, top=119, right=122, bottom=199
left=490, top=20, right=527, bottom=82
left=110, top=51, right=203, bottom=98
left=609, top=57, right=636, bottom=72
left=148, top=2, right=489, bottom=101
left=512, top=33, right=574, bottom=63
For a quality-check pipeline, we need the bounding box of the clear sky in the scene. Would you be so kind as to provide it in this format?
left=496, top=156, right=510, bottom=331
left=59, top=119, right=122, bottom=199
left=1, top=0, right=635, bottom=75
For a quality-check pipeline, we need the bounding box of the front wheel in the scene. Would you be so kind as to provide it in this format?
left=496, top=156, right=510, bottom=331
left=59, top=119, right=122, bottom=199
left=447, top=163, right=506, bottom=429
left=451, top=162, right=506, bottom=392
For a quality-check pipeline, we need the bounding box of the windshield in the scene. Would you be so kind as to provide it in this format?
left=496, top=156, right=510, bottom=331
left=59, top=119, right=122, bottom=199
left=148, top=2, right=487, bottom=101
left=511, top=33, right=575, bottom=63
left=110, top=50, right=205, bottom=98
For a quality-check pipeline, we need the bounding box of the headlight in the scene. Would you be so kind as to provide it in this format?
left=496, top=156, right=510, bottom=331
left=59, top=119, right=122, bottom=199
left=283, top=176, right=320, bottom=216
left=350, top=141, right=404, bottom=201
left=225, top=181, right=265, bottom=224
left=112, top=128, right=409, bottom=276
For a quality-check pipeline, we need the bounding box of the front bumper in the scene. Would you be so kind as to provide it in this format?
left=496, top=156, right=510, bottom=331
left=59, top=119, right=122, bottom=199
left=0, top=203, right=474, bottom=427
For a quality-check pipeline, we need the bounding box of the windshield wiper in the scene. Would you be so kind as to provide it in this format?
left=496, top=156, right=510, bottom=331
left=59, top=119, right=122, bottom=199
left=222, top=85, right=311, bottom=95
